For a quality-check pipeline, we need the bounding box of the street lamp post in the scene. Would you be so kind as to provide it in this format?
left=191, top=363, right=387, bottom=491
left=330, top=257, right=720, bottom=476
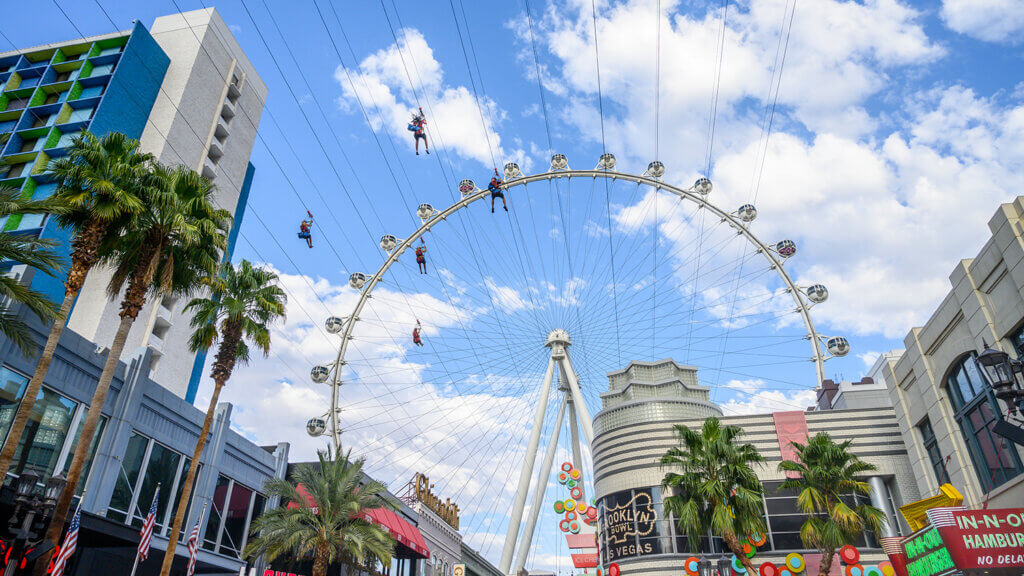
left=2, top=471, right=66, bottom=576
left=977, top=342, right=1024, bottom=414
left=716, top=554, right=732, bottom=576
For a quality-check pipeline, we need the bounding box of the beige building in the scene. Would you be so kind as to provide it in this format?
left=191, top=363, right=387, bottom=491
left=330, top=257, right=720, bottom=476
left=876, top=197, right=1024, bottom=510
left=593, top=359, right=920, bottom=575
left=67, top=8, right=267, bottom=400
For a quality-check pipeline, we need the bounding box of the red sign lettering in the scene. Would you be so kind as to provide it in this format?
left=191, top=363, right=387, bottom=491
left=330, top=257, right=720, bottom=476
left=934, top=508, right=1024, bottom=571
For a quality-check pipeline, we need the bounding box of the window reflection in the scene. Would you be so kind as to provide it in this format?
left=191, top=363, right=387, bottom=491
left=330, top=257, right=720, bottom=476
left=9, top=387, right=76, bottom=478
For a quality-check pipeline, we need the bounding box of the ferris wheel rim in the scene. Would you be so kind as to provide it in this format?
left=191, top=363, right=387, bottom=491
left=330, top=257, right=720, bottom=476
left=317, top=161, right=842, bottom=448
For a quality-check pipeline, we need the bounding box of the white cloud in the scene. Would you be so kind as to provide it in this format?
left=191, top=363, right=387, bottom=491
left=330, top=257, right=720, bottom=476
left=858, top=350, right=881, bottom=368
left=941, top=0, right=1024, bottom=44
left=336, top=28, right=525, bottom=167
left=720, top=388, right=817, bottom=415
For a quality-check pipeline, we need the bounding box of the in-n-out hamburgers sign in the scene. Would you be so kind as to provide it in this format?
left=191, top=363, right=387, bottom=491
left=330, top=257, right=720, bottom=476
left=899, top=507, right=1024, bottom=576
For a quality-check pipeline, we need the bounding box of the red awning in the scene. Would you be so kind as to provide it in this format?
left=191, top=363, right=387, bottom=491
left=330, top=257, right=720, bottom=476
left=288, top=484, right=430, bottom=559
left=362, top=508, right=430, bottom=559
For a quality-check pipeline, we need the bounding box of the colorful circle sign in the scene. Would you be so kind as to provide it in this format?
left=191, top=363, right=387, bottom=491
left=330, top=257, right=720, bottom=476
left=564, top=499, right=576, bottom=511
left=608, top=563, right=620, bottom=576
left=785, top=553, right=804, bottom=573
left=571, top=469, right=581, bottom=480
left=759, top=562, right=779, bottom=576
left=684, top=557, right=700, bottom=576
left=864, top=567, right=883, bottom=576
left=561, top=462, right=573, bottom=473
left=878, top=562, right=895, bottom=576
left=553, top=501, right=565, bottom=513
left=732, top=555, right=747, bottom=574
left=844, top=565, right=864, bottom=576
left=565, top=510, right=577, bottom=521
left=749, top=531, right=768, bottom=547
left=559, top=519, right=570, bottom=532
left=840, top=546, right=860, bottom=565
left=558, top=472, right=568, bottom=484
left=571, top=487, right=583, bottom=500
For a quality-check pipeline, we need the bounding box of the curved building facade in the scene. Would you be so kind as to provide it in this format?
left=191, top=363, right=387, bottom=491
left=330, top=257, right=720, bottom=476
left=593, top=359, right=921, bottom=576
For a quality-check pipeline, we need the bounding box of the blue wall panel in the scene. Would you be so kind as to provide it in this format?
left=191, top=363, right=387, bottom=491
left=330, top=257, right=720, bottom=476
left=88, top=21, right=169, bottom=139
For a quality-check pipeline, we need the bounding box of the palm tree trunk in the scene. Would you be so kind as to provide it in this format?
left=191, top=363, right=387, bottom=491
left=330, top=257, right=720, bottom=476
left=159, top=380, right=225, bottom=576
left=0, top=290, right=74, bottom=478
left=0, top=218, right=105, bottom=480
left=47, top=245, right=157, bottom=544
left=818, top=549, right=835, bottom=576
left=313, top=545, right=330, bottom=576
left=45, top=312, right=133, bottom=543
left=722, top=532, right=755, bottom=575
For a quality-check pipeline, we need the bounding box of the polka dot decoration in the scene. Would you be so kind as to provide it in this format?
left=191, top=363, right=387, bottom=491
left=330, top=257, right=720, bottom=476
left=785, top=553, right=804, bottom=573
left=840, top=546, right=860, bottom=565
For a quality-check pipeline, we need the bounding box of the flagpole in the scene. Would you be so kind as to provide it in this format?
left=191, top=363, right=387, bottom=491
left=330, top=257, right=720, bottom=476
left=130, top=484, right=160, bottom=576
left=186, top=503, right=208, bottom=576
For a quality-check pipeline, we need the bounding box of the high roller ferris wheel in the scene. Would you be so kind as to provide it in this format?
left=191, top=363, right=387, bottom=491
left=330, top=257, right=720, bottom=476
left=302, top=153, right=850, bottom=570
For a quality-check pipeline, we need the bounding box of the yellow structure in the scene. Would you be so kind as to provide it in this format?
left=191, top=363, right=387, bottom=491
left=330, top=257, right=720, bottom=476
left=898, top=483, right=964, bottom=531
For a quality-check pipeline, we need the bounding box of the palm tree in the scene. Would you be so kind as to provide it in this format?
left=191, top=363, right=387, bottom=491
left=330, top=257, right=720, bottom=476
left=159, top=260, right=286, bottom=576
left=0, top=186, right=67, bottom=356
left=778, top=432, right=887, bottom=576
left=0, top=132, right=151, bottom=481
left=245, top=447, right=396, bottom=576
left=47, top=164, right=230, bottom=542
left=661, top=417, right=766, bottom=574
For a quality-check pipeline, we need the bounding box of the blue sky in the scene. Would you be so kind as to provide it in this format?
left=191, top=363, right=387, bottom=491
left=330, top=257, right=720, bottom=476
left=4, top=0, right=1024, bottom=572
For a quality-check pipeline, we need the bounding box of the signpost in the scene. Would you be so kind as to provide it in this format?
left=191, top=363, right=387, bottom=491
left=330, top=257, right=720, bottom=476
left=897, top=507, right=1024, bottom=576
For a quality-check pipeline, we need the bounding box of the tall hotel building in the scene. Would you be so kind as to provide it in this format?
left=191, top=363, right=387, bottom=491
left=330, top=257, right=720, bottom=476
left=0, top=10, right=286, bottom=576
left=0, top=8, right=265, bottom=401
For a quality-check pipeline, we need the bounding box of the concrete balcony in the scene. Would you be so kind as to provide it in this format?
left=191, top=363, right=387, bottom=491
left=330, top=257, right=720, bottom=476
left=215, top=117, right=230, bottom=140
left=207, top=138, right=224, bottom=160
left=202, top=156, right=218, bottom=180
left=147, top=332, right=165, bottom=354
left=227, top=81, right=241, bottom=100
left=220, top=99, right=235, bottom=119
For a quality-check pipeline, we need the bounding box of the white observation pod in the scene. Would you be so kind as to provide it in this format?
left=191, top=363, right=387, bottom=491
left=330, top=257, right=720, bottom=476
left=694, top=177, right=712, bottom=196
left=827, top=336, right=850, bottom=357
left=737, top=204, right=758, bottom=223
left=458, top=179, right=475, bottom=196
left=325, top=316, right=345, bottom=334
left=806, top=284, right=829, bottom=304
left=311, top=365, right=331, bottom=384
left=598, top=153, right=616, bottom=170
left=775, top=239, right=797, bottom=259
left=550, top=153, right=568, bottom=171
left=646, top=161, right=665, bottom=178
left=503, top=162, right=522, bottom=179
left=379, top=234, right=398, bottom=252
left=349, top=272, right=367, bottom=290
left=306, top=418, right=326, bottom=437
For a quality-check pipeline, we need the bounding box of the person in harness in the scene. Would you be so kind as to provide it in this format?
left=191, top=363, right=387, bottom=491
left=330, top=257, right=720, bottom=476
left=488, top=169, right=507, bottom=213
left=298, top=210, right=314, bottom=248
left=412, top=320, right=424, bottom=346
left=409, top=107, right=429, bottom=155
left=415, top=239, right=428, bottom=274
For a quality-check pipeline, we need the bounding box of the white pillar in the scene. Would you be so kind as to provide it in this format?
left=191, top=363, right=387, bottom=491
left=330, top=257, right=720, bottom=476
left=499, top=357, right=556, bottom=573
left=557, top=355, right=594, bottom=447
left=567, top=397, right=585, bottom=500
left=868, top=476, right=899, bottom=538
left=512, top=396, right=568, bottom=575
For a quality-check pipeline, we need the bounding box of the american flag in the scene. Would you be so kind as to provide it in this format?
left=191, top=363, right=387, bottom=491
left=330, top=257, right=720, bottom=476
left=51, top=503, right=81, bottom=576
left=185, top=512, right=203, bottom=576
left=138, top=486, right=160, bottom=561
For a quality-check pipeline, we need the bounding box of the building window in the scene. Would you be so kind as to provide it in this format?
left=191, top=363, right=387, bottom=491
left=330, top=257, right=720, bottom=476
left=105, top=432, right=199, bottom=537
left=762, top=481, right=878, bottom=551
left=946, top=354, right=1024, bottom=491
left=202, top=474, right=262, bottom=558
left=0, top=367, right=105, bottom=491
left=1011, top=325, right=1024, bottom=359
left=917, top=418, right=949, bottom=485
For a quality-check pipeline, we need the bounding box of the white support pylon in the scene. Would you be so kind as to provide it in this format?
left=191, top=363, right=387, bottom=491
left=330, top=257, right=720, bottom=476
left=501, top=330, right=593, bottom=576
left=499, top=356, right=556, bottom=574
left=512, top=395, right=567, bottom=576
